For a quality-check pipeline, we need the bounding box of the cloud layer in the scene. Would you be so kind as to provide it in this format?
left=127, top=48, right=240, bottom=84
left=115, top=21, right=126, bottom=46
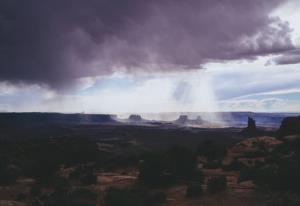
left=269, top=49, right=300, bottom=65
left=0, top=0, right=295, bottom=88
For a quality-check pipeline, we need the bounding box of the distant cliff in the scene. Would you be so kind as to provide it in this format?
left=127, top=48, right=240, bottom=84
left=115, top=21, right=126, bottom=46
left=0, top=113, right=117, bottom=126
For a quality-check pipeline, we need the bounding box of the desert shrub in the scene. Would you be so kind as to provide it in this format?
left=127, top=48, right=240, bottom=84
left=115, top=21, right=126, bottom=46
left=47, top=176, right=70, bottom=197
left=69, top=188, right=97, bottom=202
left=254, top=160, right=300, bottom=191
left=0, top=162, right=17, bottom=185
left=205, top=160, right=223, bottom=169
left=138, top=154, right=165, bottom=186
left=197, top=140, right=227, bottom=161
left=207, top=176, right=227, bottom=194
left=81, top=172, right=97, bottom=185
left=69, top=169, right=81, bottom=181
left=190, top=169, right=204, bottom=182
left=260, top=192, right=300, bottom=206
left=148, top=191, right=166, bottom=204
left=235, top=139, right=300, bottom=192
left=30, top=184, right=42, bottom=197
left=238, top=166, right=257, bottom=183
left=223, top=159, right=243, bottom=171
left=102, top=187, right=143, bottom=206
left=251, top=140, right=300, bottom=192
left=103, top=187, right=165, bottom=206
left=164, top=146, right=197, bottom=180
left=243, top=150, right=267, bottom=158
left=186, top=183, right=202, bottom=198
left=44, top=187, right=96, bottom=206
left=138, top=146, right=202, bottom=186
left=16, top=193, right=26, bottom=201
left=44, top=195, right=96, bottom=206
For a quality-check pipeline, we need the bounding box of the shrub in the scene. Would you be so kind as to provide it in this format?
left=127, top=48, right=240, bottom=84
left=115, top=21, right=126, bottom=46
left=205, top=160, right=222, bottom=169
left=103, top=187, right=142, bottom=206
left=223, top=159, right=243, bottom=171
left=69, top=188, right=97, bottom=202
left=149, top=191, right=166, bottom=204
left=0, top=162, right=18, bottom=185
left=207, top=176, right=227, bottom=194
left=164, top=146, right=197, bottom=179
left=238, top=166, right=256, bottom=183
left=138, top=154, right=165, bottom=186
left=30, top=184, right=42, bottom=197
left=138, top=146, right=202, bottom=186
left=81, top=172, right=97, bottom=185
left=185, top=183, right=202, bottom=198
left=260, top=192, right=300, bottom=206
left=197, top=140, right=227, bottom=161
left=16, top=193, right=26, bottom=201
left=44, top=187, right=96, bottom=206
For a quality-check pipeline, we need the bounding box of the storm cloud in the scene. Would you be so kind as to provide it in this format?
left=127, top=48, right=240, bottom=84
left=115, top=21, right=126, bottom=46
left=0, top=0, right=295, bottom=88
left=268, top=48, right=300, bottom=65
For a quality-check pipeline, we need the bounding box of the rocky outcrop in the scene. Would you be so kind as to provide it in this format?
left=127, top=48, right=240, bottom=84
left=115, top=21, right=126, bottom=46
left=240, top=117, right=258, bottom=137
left=174, top=115, right=189, bottom=124
left=194, top=116, right=204, bottom=125
left=278, top=116, right=300, bottom=137
left=247, top=117, right=256, bottom=130
left=224, top=136, right=282, bottom=167
left=174, top=115, right=205, bottom=126
left=89, top=114, right=117, bottom=123
left=128, top=114, right=143, bottom=122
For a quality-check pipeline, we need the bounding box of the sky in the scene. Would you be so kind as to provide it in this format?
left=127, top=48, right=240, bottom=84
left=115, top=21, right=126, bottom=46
left=0, top=0, right=300, bottom=113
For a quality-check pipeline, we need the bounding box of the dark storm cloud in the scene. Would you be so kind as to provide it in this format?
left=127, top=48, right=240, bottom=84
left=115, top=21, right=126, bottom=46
left=268, top=49, right=300, bottom=65
left=0, top=0, right=295, bottom=88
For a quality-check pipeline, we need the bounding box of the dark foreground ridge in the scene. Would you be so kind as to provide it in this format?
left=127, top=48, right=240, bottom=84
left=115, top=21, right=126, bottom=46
left=0, top=113, right=300, bottom=205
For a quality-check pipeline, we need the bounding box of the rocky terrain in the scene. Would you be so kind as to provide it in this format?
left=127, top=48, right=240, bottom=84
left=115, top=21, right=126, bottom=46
left=0, top=114, right=300, bottom=206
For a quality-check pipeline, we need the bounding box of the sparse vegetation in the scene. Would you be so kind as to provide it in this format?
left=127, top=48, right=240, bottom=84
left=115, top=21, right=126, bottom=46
left=207, top=176, right=227, bottom=194
left=186, top=183, right=202, bottom=198
left=104, top=187, right=144, bottom=206
left=138, top=145, right=203, bottom=186
left=197, top=140, right=227, bottom=161
left=0, top=114, right=299, bottom=205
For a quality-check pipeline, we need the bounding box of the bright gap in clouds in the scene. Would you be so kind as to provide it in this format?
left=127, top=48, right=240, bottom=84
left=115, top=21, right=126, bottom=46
left=0, top=70, right=220, bottom=114
left=74, top=69, right=220, bottom=114
left=1, top=57, right=300, bottom=114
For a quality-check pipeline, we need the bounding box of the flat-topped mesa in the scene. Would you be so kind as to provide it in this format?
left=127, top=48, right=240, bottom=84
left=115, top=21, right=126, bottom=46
left=194, top=116, right=204, bottom=125
left=174, top=115, right=189, bottom=124
left=88, top=114, right=117, bottom=123
left=128, top=114, right=143, bottom=122
left=174, top=115, right=205, bottom=125
left=278, top=115, right=300, bottom=137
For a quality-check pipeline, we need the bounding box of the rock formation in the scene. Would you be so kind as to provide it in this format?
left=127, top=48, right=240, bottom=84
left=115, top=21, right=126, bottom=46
left=240, top=117, right=258, bottom=137
left=174, top=115, right=205, bottom=126
left=278, top=116, right=300, bottom=137
left=247, top=117, right=257, bottom=131
left=174, top=115, right=189, bottom=124
left=128, top=114, right=143, bottom=122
